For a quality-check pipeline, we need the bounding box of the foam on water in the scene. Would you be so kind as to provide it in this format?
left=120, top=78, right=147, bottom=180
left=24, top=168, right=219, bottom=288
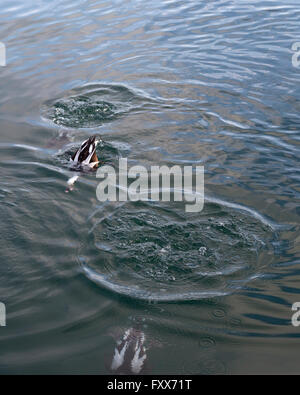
left=41, top=83, right=158, bottom=128
left=80, top=199, right=277, bottom=302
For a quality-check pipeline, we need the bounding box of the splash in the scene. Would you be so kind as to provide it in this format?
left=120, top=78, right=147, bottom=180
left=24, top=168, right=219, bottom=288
left=41, top=83, right=154, bottom=128
left=80, top=199, right=277, bottom=302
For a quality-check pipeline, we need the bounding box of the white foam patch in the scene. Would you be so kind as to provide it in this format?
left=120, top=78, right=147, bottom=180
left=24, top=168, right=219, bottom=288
left=67, top=175, right=79, bottom=186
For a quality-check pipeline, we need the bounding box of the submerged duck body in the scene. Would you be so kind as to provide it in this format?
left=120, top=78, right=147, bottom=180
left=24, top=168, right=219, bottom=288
left=71, top=136, right=100, bottom=169
left=66, top=136, right=101, bottom=192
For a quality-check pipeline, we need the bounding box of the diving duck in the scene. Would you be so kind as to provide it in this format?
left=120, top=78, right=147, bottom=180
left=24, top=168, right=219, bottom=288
left=71, top=136, right=100, bottom=169
left=66, top=136, right=101, bottom=192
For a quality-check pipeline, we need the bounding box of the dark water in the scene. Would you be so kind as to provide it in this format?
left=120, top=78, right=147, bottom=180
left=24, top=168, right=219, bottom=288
left=0, top=0, right=299, bottom=374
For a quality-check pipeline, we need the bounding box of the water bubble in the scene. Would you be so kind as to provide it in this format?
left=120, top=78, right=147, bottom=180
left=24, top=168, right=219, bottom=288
left=198, top=336, right=216, bottom=348
left=42, top=83, right=154, bottom=128
left=81, top=200, right=277, bottom=302
left=212, top=309, right=226, bottom=319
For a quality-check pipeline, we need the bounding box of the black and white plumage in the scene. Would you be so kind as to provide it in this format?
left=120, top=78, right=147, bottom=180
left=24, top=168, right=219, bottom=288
left=66, top=136, right=101, bottom=192
left=110, top=328, right=147, bottom=375
left=71, top=136, right=100, bottom=169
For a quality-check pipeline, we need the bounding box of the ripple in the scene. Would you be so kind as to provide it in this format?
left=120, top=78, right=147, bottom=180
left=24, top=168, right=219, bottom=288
left=41, top=83, right=156, bottom=128
left=199, top=358, right=227, bottom=375
left=198, top=336, right=216, bottom=349
left=80, top=199, right=277, bottom=302
left=212, top=309, right=226, bottom=319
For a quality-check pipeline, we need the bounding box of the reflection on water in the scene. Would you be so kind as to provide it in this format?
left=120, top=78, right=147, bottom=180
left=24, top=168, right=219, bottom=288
left=0, top=0, right=299, bottom=374
left=110, top=327, right=147, bottom=375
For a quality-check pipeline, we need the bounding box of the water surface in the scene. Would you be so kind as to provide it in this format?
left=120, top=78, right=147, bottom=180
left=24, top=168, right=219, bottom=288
left=0, top=0, right=299, bottom=374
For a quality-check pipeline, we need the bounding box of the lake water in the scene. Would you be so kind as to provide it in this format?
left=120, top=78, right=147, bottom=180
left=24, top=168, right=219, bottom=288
left=0, top=0, right=299, bottom=374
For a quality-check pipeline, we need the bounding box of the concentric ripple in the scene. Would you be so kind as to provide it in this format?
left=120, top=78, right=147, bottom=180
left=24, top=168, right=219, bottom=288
left=41, top=83, right=155, bottom=128
left=80, top=200, right=277, bottom=302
